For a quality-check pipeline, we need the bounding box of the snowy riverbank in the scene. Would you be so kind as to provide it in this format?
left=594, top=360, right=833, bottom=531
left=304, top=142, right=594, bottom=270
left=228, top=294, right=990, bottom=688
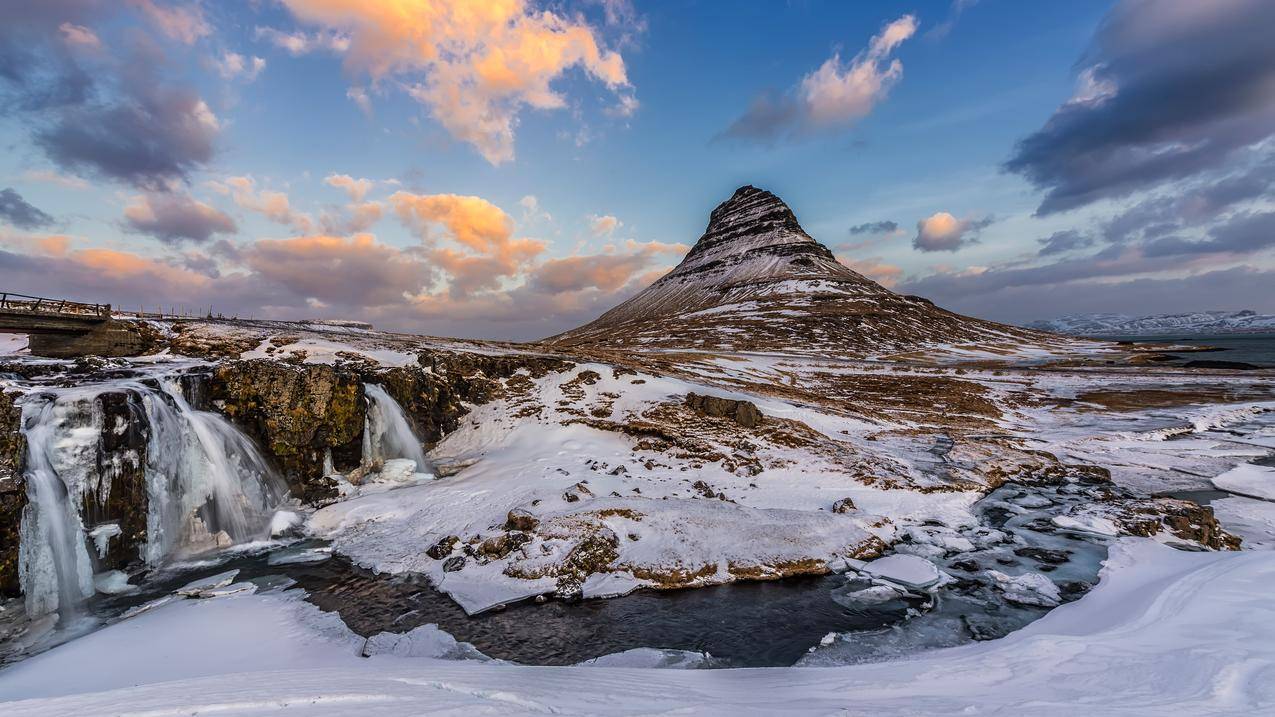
left=2, top=539, right=1272, bottom=715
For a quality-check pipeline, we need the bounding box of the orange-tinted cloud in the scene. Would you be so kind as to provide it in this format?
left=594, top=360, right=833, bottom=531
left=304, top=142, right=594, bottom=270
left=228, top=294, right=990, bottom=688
left=390, top=190, right=545, bottom=293
left=242, top=233, right=433, bottom=307
left=280, top=0, right=633, bottom=163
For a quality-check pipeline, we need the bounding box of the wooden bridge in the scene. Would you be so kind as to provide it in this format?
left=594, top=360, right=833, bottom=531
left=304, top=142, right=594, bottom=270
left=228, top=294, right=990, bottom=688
left=0, top=292, right=111, bottom=334
left=0, top=292, right=152, bottom=357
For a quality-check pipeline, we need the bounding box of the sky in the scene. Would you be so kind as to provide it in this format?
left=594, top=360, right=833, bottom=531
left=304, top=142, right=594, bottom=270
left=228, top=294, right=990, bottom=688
left=1, top=0, right=1273, bottom=340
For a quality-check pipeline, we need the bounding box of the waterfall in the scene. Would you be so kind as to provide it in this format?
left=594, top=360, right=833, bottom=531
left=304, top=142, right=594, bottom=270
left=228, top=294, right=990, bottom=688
left=362, top=383, right=431, bottom=474
left=140, top=380, right=286, bottom=565
left=17, top=394, right=96, bottom=621
left=16, top=376, right=286, bottom=619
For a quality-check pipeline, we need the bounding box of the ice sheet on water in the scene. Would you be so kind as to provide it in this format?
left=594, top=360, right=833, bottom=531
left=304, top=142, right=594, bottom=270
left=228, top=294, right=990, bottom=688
left=361, top=624, right=491, bottom=662
left=860, top=554, right=941, bottom=590
left=1212, top=462, right=1275, bottom=500
left=577, top=647, right=724, bottom=669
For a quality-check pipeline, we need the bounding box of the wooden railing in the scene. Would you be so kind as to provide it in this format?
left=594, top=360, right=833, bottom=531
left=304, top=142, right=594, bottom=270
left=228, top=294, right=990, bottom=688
left=0, top=292, right=110, bottom=319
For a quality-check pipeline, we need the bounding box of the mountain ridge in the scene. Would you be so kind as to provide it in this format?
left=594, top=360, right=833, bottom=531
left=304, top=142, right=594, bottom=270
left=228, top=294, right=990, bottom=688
left=1029, top=310, right=1275, bottom=336
left=548, top=185, right=1057, bottom=356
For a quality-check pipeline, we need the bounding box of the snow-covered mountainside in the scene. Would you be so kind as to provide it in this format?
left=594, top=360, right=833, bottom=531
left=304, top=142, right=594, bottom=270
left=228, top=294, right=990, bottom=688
left=548, top=186, right=1073, bottom=357
left=1030, top=310, right=1275, bottom=336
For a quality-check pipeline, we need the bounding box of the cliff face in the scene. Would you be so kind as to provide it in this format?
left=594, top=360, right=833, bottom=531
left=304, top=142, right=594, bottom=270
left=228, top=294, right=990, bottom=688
left=0, top=390, right=27, bottom=596
left=208, top=361, right=367, bottom=505
left=206, top=351, right=574, bottom=505
left=547, top=185, right=1051, bottom=355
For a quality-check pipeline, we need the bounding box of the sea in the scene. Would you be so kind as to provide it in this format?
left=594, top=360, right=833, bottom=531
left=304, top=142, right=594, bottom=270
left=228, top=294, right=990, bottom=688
left=1102, top=332, right=1275, bottom=368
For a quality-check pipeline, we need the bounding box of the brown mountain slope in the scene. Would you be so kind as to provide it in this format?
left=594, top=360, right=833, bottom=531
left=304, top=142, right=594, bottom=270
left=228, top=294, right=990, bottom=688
left=547, top=185, right=1062, bottom=357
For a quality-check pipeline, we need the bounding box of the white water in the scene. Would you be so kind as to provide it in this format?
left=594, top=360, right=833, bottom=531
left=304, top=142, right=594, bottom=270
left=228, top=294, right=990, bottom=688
left=139, top=380, right=285, bottom=565
left=16, top=376, right=285, bottom=619
left=17, top=396, right=96, bottom=621
left=362, top=383, right=431, bottom=473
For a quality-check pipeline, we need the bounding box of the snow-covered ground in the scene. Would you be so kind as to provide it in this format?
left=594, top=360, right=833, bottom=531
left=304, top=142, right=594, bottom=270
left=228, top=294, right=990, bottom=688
left=2, top=540, right=1273, bottom=715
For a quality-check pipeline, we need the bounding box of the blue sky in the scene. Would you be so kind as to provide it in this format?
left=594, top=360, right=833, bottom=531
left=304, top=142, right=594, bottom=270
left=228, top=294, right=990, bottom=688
left=1, top=0, right=1272, bottom=339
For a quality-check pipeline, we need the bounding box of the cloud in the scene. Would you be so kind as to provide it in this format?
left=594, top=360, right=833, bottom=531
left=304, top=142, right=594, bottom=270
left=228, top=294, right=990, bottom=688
left=123, top=192, right=237, bottom=243
left=216, top=52, right=266, bottom=82
left=838, top=256, right=903, bottom=287
left=129, top=0, right=210, bottom=45
left=211, top=176, right=313, bottom=232
left=1036, top=230, right=1093, bottom=256
left=927, top=0, right=978, bottom=40
left=242, top=233, right=433, bottom=307
left=721, top=15, right=916, bottom=143
left=1100, top=158, right=1275, bottom=244
left=1, top=5, right=222, bottom=189
left=1005, top=0, right=1275, bottom=214
left=531, top=240, right=684, bottom=293
left=588, top=214, right=621, bottom=237
left=1142, top=211, right=1275, bottom=258
left=912, top=212, right=992, bottom=252
left=901, top=265, right=1275, bottom=325
left=58, top=22, right=101, bottom=50
left=21, top=169, right=88, bottom=189
left=0, top=188, right=55, bottom=229
left=35, top=57, right=221, bottom=189
left=518, top=194, right=551, bottom=222
left=278, top=0, right=633, bottom=164
left=849, top=220, right=899, bottom=236
left=324, top=173, right=373, bottom=202
left=389, top=190, right=545, bottom=294
left=253, top=26, right=350, bottom=56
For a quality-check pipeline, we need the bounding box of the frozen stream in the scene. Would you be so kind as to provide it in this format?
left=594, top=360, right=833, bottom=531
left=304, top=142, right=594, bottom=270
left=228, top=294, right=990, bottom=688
left=5, top=479, right=1111, bottom=668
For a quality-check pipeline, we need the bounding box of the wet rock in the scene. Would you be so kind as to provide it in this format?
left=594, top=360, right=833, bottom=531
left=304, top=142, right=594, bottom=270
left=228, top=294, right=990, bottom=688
left=479, top=531, right=531, bottom=559
left=442, top=556, right=466, bottom=572
left=208, top=360, right=366, bottom=505
left=1013, top=547, right=1070, bottom=565
left=962, top=613, right=1011, bottom=642
left=563, top=482, right=593, bottom=503
left=685, top=393, right=764, bottom=428
left=555, top=528, right=620, bottom=598
left=831, top=497, right=857, bottom=514
left=949, top=559, right=981, bottom=573
left=0, top=389, right=27, bottom=596
left=505, top=509, right=539, bottom=532
left=80, top=390, right=150, bottom=571
left=426, top=536, right=459, bottom=560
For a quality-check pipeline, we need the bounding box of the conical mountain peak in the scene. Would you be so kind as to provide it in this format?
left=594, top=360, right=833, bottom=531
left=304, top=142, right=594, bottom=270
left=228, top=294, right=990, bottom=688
left=684, top=185, right=817, bottom=266
left=547, top=184, right=1044, bottom=354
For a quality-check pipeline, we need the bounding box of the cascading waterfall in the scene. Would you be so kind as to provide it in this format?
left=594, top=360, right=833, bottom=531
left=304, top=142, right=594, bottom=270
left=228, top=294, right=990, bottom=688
left=16, top=375, right=286, bottom=620
left=362, top=383, right=432, bottom=474
left=17, top=395, right=97, bottom=621
left=139, top=380, right=286, bottom=565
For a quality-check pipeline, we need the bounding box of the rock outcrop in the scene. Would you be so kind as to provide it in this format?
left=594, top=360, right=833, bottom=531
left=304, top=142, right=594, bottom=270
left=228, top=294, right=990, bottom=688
left=685, top=393, right=763, bottom=428
left=78, top=390, right=151, bottom=571
left=208, top=360, right=366, bottom=504
left=362, top=349, right=572, bottom=448
left=0, top=389, right=27, bottom=596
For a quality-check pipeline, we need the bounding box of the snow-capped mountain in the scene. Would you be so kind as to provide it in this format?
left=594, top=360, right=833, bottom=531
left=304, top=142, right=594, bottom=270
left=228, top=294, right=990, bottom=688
left=548, top=185, right=1051, bottom=355
left=1029, top=310, right=1275, bottom=336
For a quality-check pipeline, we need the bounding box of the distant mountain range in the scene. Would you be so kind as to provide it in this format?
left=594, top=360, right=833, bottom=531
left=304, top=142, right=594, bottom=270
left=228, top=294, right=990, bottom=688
left=1029, top=310, right=1275, bottom=336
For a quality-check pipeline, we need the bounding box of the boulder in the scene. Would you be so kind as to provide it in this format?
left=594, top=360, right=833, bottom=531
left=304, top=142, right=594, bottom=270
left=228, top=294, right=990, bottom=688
left=685, top=392, right=763, bottom=428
